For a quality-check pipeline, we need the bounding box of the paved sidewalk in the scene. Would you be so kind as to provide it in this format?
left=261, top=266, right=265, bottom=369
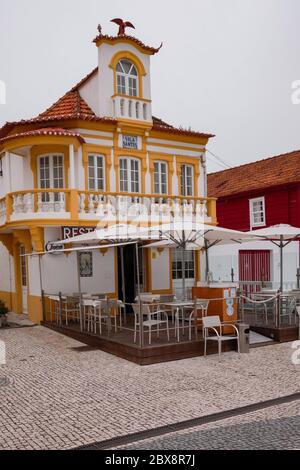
left=119, top=400, right=300, bottom=450
left=0, top=326, right=299, bottom=450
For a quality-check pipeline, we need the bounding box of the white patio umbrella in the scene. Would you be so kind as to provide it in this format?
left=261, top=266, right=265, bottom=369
left=143, top=221, right=254, bottom=298
left=55, top=223, right=161, bottom=342
left=57, top=224, right=150, bottom=330
left=58, top=224, right=154, bottom=245
left=247, top=224, right=300, bottom=292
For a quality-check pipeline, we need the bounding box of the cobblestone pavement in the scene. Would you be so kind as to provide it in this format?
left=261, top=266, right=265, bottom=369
left=0, top=326, right=299, bottom=450
left=119, top=400, right=300, bottom=450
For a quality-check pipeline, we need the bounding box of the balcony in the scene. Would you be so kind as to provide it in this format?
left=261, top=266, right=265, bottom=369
left=112, top=94, right=152, bottom=122
left=0, top=190, right=217, bottom=226
left=1, top=190, right=71, bottom=223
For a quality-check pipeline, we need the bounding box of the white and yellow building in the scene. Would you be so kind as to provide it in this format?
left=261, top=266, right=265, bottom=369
left=0, top=27, right=216, bottom=323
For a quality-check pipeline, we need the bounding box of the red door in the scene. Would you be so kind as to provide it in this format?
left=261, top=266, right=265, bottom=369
left=239, top=250, right=271, bottom=292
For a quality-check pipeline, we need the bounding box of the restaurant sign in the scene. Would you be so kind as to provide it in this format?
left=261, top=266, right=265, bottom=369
left=62, top=226, right=96, bottom=240
left=122, top=135, right=138, bottom=149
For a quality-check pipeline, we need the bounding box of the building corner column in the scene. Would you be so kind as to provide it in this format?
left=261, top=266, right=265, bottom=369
left=69, top=144, right=78, bottom=220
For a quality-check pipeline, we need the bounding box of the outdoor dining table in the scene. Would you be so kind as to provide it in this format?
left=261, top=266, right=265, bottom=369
left=134, top=294, right=161, bottom=303
left=163, top=301, right=195, bottom=330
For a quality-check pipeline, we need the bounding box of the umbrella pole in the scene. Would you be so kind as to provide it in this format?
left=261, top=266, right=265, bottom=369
left=76, top=251, right=83, bottom=332
left=182, top=231, right=186, bottom=300
left=205, top=240, right=210, bottom=282
left=278, top=236, right=284, bottom=328
left=38, top=255, right=46, bottom=322
left=280, top=236, right=283, bottom=293
left=120, top=246, right=126, bottom=323
left=135, top=243, right=143, bottom=348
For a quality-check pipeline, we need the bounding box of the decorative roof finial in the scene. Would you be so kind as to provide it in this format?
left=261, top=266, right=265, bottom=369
left=111, top=18, right=135, bottom=36
left=97, top=24, right=102, bottom=36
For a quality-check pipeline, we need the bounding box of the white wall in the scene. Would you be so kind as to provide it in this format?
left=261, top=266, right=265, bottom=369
left=0, top=152, right=10, bottom=197
left=208, top=240, right=300, bottom=288
left=22, top=150, right=34, bottom=189
left=151, top=248, right=171, bottom=291
left=33, top=227, right=116, bottom=296
left=27, top=255, right=41, bottom=296
left=10, top=152, right=24, bottom=191
left=97, top=42, right=151, bottom=118
left=79, top=72, right=99, bottom=115
left=0, top=243, right=15, bottom=293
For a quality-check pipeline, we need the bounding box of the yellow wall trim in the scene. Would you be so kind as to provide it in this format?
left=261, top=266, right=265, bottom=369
left=29, top=227, right=44, bottom=253
left=3, top=135, right=82, bottom=153
left=0, top=291, right=16, bottom=312
left=82, top=144, right=112, bottom=192
left=109, top=50, right=146, bottom=99
left=31, top=145, right=70, bottom=193
left=0, top=233, right=14, bottom=257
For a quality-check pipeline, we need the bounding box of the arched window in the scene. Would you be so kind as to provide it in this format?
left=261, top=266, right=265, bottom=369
left=116, top=60, right=138, bottom=97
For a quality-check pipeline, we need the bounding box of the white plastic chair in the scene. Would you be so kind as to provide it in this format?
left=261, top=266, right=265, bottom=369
left=281, top=295, right=296, bottom=325
left=48, top=296, right=61, bottom=324
left=132, top=304, right=169, bottom=345
left=188, top=299, right=209, bottom=340
left=175, top=300, right=209, bottom=342
left=202, top=315, right=240, bottom=360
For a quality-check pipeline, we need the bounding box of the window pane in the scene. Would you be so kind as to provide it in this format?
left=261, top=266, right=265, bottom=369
left=172, top=248, right=195, bottom=280
left=181, top=165, right=193, bottom=196
left=251, top=199, right=265, bottom=225
left=119, top=158, right=128, bottom=192
left=121, top=60, right=132, bottom=74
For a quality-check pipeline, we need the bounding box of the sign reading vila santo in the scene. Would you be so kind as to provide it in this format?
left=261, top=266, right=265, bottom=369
left=122, top=135, right=138, bottom=149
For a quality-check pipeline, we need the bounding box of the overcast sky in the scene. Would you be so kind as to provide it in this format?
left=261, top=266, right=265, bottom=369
left=1, top=0, right=300, bottom=173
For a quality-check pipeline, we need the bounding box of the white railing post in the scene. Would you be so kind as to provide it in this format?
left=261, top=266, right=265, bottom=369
left=58, top=192, right=65, bottom=212
left=88, top=194, right=94, bottom=214
left=79, top=193, right=85, bottom=213
left=49, top=192, right=55, bottom=212
left=37, top=193, right=43, bottom=213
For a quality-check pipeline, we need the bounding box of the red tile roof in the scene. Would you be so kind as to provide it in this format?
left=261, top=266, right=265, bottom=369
left=93, top=34, right=162, bottom=55
left=207, top=150, right=300, bottom=198
left=152, top=121, right=214, bottom=139
left=0, top=128, right=85, bottom=145
left=0, top=65, right=214, bottom=141
left=37, top=90, right=96, bottom=120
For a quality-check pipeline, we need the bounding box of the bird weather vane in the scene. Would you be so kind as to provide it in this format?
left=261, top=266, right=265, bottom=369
left=110, top=18, right=135, bottom=36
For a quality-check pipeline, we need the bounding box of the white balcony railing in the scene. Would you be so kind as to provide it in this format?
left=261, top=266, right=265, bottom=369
left=0, top=190, right=70, bottom=223
left=0, top=198, right=6, bottom=225
left=0, top=190, right=216, bottom=226
left=78, top=192, right=211, bottom=224
left=112, top=95, right=151, bottom=122
left=12, top=191, right=67, bottom=214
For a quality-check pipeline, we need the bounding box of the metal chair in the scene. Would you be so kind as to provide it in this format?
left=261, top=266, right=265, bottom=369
left=280, top=295, right=297, bottom=325
left=176, top=299, right=209, bottom=341
left=159, top=294, right=175, bottom=322
left=132, top=303, right=169, bottom=345
left=189, top=299, right=209, bottom=340
left=81, top=299, right=114, bottom=334
left=48, top=296, right=61, bottom=324
left=64, top=296, right=80, bottom=325
left=107, top=299, right=122, bottom=332
left=202, top=315, right=240, bottom=360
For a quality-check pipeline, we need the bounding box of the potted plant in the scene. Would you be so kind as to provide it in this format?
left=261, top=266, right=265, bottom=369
left=0, top=300, right=8, bottom=328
